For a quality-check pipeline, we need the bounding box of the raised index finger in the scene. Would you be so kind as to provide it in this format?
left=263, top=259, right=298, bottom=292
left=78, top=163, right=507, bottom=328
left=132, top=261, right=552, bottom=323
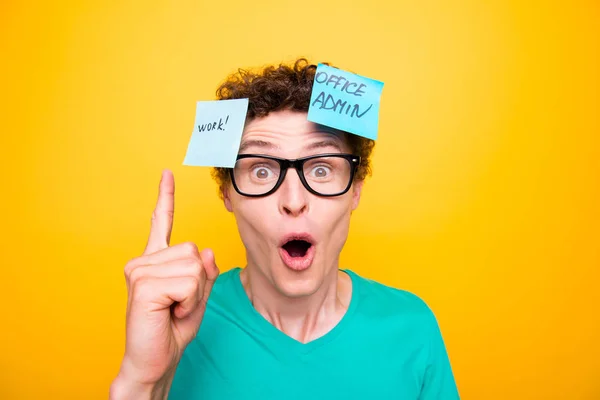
left=144, top=169, right=175, bottom=255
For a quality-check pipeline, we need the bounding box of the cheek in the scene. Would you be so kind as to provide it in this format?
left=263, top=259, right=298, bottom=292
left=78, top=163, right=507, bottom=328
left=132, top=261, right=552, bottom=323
left=330, top=212, right=352, bottom=248
left=318, top=200, right=353, bottom=250
left=231, top=198, right=277, bottom=250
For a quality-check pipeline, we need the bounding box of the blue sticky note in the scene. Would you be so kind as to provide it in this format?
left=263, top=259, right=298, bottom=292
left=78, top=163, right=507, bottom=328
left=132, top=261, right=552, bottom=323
left=307, top=64, right=384, bottom=140
left=183, top=99, right=249, bottom=168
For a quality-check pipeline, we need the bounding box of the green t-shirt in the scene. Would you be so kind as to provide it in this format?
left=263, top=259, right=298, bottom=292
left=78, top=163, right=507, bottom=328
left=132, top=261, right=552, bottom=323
left=168, top=268, right=459, bottom=399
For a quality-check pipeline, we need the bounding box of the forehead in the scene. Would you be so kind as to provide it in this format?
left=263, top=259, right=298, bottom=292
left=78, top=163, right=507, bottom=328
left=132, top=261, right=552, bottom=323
left=239, top=110, right=350, bottom=155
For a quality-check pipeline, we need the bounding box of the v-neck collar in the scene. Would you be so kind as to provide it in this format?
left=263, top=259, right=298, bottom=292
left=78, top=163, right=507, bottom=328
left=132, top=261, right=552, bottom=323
left=231, top=267, right=360, bottom=355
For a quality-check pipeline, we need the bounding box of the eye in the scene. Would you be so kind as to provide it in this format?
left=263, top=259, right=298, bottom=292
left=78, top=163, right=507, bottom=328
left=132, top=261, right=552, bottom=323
left=310, top=165, right=331, bottom=178
left=252, top=165, right=275, bottom=180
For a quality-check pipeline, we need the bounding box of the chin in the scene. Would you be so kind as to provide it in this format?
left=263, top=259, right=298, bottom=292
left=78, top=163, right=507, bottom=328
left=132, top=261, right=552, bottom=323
left=271, top=266, right=323, bottom=299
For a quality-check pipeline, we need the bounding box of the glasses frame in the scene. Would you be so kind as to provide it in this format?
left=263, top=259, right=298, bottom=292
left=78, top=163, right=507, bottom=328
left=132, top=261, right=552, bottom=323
left=229, top=153, right=361, bottom=198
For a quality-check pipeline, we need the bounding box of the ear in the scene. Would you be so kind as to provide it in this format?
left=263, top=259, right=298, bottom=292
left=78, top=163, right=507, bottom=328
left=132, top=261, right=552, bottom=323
left=351, top=179, right=364, bottom=211
left=223, top=185, right=233, bottom=212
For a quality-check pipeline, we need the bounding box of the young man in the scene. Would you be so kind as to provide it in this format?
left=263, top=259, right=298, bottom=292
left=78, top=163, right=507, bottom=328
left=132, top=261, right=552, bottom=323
left=110, top=59, right=459, bottom=399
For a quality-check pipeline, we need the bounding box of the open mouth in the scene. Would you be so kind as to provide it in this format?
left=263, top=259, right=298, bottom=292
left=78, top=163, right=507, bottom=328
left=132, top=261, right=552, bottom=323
left=282, top=240, right=312, bottom=258
left=279, top=234, right=316, bottom=271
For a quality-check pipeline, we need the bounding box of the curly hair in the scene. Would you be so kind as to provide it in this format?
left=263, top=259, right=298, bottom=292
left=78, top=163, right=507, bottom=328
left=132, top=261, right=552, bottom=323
left=211, top=58, right=375, bottom=197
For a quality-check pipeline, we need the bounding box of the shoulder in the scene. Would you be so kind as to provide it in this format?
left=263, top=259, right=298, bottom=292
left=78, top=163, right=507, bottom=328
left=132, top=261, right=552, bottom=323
left=211, top=267, right=241, bottom=293
left=203, top=267, right=243, bottom=313
left=346, top=270, right=439, bottom=330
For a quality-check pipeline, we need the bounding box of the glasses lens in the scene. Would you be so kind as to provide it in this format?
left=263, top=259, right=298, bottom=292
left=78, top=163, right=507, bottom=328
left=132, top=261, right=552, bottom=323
left=233, top=157, right=281, bottom=195
left=302, top=156, right=352, bottom=195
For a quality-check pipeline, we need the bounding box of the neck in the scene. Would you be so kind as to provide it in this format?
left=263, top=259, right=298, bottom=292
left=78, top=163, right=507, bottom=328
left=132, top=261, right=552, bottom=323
left=239, top=263, right=352, bottom=344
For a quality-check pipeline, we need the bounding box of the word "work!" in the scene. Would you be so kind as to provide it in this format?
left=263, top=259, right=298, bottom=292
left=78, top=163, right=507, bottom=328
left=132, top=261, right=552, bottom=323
left=198, top=115, right=229, bottom=132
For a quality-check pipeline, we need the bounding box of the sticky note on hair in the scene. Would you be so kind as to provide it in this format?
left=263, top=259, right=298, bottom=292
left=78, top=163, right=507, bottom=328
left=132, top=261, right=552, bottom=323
left=308, top=64, right=384, bottom=140
left=183, top=98, right=249, bottom=168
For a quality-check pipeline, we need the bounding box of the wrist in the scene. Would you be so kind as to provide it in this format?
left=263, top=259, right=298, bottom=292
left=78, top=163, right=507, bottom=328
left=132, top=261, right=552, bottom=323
left=109, top=371, right=173, bottom=400
left=109, top=373, right=153, bottom=400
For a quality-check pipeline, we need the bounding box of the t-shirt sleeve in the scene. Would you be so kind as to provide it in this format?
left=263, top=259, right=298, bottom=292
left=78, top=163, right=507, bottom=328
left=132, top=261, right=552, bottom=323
left=418, top=311, right=460, bottom=399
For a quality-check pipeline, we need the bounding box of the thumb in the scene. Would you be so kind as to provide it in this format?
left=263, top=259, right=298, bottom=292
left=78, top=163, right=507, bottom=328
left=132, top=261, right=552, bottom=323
left=199, top=248, right=220, bottom=303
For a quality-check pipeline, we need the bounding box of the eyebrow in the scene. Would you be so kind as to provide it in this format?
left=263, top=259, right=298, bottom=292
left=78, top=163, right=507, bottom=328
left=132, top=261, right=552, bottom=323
left=238, top=140, right=280, bottom=153
left=305, top=139, right=343, bottom=152
left=238, top=138, right=344, bottom=154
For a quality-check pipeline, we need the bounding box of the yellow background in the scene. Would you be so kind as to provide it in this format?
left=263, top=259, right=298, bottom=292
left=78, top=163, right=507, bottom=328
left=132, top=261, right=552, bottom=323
left=1, top=1, right=599, bottom=398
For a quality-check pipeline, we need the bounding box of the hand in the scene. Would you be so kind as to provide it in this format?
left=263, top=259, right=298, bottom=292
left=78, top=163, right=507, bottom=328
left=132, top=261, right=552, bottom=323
left=110, top=169, right=219, bottom=399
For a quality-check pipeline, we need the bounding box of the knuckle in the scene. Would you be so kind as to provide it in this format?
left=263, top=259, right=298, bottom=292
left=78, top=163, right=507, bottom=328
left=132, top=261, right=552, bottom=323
left=128, top=265, right=145, bottom=284
left=182, top=242, right=199, bottom=257
left=131, top=277, right=152, bottom=301
left=184, top=258, right=202, bottom=275
left=152, top=208, right=174, bottom=220
left=185, top=276, right=200, bottom=293
left=123, top=258, right=140, bottom=278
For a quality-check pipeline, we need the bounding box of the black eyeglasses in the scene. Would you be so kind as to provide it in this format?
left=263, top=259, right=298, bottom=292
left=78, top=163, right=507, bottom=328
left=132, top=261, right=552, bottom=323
left=229, top=153, right=361, bottom=197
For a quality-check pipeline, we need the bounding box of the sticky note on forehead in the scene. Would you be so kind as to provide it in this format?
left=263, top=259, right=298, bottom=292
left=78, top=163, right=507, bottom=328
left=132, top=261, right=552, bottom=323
left=183, top=98, right=249, bottom=168
left=308, top=64, right=384, bottom=140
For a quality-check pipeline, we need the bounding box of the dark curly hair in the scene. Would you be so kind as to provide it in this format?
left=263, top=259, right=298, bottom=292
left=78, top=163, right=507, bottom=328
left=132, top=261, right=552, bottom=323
left=211, top=58, right=375, bottom=197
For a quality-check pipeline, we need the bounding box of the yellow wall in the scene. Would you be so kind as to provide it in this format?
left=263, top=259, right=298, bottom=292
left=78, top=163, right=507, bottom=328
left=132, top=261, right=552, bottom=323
left=1, top=1, right=599, bottom=398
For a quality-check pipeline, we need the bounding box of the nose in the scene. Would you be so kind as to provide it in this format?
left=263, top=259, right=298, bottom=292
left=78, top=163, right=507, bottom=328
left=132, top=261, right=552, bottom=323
left=278, top=168, right=309, bottom=217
